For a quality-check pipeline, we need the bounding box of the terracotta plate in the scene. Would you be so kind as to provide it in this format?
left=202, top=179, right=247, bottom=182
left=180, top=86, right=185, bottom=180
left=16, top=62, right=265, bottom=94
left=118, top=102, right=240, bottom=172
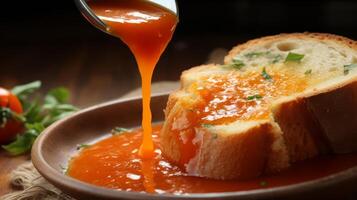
left=32, top=93, right=357, bottom=200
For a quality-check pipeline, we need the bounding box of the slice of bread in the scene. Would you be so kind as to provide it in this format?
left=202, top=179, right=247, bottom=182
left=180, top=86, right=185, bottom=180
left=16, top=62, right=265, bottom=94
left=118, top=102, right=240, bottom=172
left=160, top=33, right=357, bottom=180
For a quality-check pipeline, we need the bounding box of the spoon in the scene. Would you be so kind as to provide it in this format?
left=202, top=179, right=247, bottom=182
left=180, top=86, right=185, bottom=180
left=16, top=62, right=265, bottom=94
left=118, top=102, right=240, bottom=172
left=74, top=0, right=178, bottom=35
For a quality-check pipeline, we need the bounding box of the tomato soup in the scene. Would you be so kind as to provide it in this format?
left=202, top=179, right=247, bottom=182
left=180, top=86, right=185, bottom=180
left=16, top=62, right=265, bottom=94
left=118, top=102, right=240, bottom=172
left=68, top=124, right=357, bottom=194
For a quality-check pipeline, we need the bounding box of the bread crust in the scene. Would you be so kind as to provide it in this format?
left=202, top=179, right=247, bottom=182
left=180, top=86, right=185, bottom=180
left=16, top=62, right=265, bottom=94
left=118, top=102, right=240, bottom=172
left=272, top=79, right=357, bottom=157
left=161, top=33, right=357, bottom=180
left=224, top=32, right=357, bottom=64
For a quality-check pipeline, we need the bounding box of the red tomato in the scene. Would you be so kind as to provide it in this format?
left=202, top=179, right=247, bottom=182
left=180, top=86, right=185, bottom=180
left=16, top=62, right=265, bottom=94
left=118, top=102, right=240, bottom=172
left=0, top=87, right=23, bottom=144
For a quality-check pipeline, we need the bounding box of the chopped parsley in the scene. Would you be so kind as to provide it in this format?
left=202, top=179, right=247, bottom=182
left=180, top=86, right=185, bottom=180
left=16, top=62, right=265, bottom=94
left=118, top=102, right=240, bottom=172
left=244, top=51, right=283, bottom=63
left=244, top=51, right=267, bottom=58
left=271, top=54, right=283, bottom=64
left=224, top=58, right=245, bottom=70
left=343, top=63, right=357, bottom=75
left=201, top=124, right=213, bottom=128
left=59, top=164, right=68, bottom=174
left=76, top=143, right=90, bottom=150
left=262, top=67, right=272, bottom=80
left=232, top=59, right=245, bottom=68
left=111, top=127, right=131, bottom=135
left=247, top=94, right=263, bottom=101
left=285, top=52, right=304, bottom=62
left=304, top=69, right=312, bottom=75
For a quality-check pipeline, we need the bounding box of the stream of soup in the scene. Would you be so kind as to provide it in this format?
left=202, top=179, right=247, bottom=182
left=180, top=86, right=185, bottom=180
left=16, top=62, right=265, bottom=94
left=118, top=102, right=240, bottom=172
left=88, top=0, right=177, bottom=158
left=68, top=124, right=357, bottom=194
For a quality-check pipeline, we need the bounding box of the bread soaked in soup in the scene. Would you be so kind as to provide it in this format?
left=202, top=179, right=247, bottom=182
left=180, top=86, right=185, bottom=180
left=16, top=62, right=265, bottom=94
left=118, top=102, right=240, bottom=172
left=161, top=33, right=357, bottom=180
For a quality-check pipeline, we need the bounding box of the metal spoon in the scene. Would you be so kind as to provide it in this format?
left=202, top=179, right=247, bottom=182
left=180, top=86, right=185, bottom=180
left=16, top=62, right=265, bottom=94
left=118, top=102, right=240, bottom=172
left=74, top=0, right=178, bottom=35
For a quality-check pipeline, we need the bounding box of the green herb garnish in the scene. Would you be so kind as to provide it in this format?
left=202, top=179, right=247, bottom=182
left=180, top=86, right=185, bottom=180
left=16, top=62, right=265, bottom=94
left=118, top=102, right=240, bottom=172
left=59, top=164, right=68, bottom=174
left=201, top=124, right=213, bottom=128
left=304, top=69, right=312, bottom=75
left=262, top=67, right=272, bottom=80
left=0, top=107, right=12, bottom=128
left=247, top=94, right=263, bottom=101
left=285, top=52, right=304, bottom=62
left=343, top=63, right=357, bottom=75
left=0, top=107, right=25, bottom=128
left=271, top=54, right=283, bottom=64
left=111, top=127, right=131, bottom=135
left=3, top=123, right=44, bottom=155
left=2, top=81, right=78, bottom=155
left=12, top=81, right=41, bottom=103
left=244, top=51, right=266, bottom=58
left=223, top=58, right=245, bottom=70
left=76, top=143, right=90, bottom=150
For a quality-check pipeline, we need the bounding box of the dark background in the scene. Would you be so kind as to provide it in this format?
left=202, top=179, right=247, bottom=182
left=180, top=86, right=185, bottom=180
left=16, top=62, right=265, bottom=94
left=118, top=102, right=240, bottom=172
left=1, top=0, right=357, bottom=106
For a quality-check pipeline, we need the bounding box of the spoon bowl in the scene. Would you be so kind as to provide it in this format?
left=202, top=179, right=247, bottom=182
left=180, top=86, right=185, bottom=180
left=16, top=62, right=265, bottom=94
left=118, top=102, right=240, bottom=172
left=74, top=0, right=178, bottom=36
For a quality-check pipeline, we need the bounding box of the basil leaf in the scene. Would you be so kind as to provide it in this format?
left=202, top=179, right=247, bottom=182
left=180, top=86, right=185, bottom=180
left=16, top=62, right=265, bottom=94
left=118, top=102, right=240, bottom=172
left=3, top=82, right=77, bottom=156
left=343, top=63, right=357, bottom=75
left=42, top=111, right=76, bottom=127
left=11, top=81, right=41, bottom=102
left=45, top=87, right=70, bottom=105
left=262, top=67, right=272, bottom=80
left=2, top=129, right=39, bottom=155
left=24, top=100, right=42, bottom=124
left=285, top=52, right=304, bottom=62
left=42, top=88, right=78, bottom=126
left=25, top=123, right=45, bottom=133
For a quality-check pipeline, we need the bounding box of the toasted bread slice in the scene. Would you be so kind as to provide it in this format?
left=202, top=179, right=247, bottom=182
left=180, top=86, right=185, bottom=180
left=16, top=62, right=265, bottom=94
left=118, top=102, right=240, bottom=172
left=161, top=33, right=357, bottom=180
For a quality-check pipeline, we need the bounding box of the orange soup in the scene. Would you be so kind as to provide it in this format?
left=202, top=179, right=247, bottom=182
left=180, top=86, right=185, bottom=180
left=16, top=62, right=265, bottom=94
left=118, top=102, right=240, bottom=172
left=68, top=124, right=357, bottom=194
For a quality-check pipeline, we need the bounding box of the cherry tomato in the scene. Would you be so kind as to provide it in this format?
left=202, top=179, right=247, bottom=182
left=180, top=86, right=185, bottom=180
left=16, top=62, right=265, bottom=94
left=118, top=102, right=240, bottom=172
left=0, top=87, right=23, bottom=144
